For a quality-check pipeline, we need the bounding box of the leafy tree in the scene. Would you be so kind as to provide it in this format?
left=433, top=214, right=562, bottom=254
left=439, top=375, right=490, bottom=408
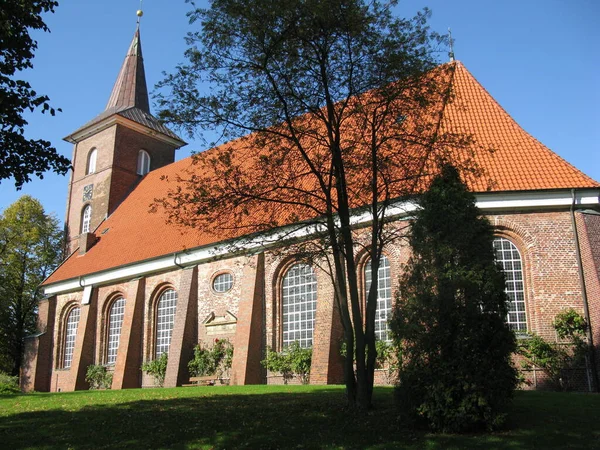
left=0, top=195, right=63, bottom=376
left=391, top=165, right=517, bottom=432
left=0, top=0, right=71, bottom=188
left=156, top=0, right=475, bottom=410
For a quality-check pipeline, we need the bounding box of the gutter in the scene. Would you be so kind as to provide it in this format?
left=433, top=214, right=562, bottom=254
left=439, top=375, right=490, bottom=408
left=570, top=188, right=599, bottom=392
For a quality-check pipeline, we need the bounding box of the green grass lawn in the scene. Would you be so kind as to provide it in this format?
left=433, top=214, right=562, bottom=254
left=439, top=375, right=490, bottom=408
left=0, top=386, right=598, bottom=449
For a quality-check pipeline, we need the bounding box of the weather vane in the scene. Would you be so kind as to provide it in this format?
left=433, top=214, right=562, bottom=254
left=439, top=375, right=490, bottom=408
left=137, top=0, right=144, bottom=26
left=448, top=27, right=455, bottom=62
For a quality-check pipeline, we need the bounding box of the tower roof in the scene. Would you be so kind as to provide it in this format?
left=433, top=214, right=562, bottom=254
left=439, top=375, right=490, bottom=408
left=64, top=27, right=185, bottom=146
left=105, top=27, right=150, bottom=112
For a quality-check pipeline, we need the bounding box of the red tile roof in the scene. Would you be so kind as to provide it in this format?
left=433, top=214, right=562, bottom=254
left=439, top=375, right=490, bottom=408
left=44, top=62, right=598, bottom=286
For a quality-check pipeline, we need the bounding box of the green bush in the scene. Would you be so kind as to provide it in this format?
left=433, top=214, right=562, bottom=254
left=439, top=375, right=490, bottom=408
left=85, top=365, right=113, bottom=390
left=141, top=353, right=168, bottom=387
left=188, top=339, right=234, bottom=378
left=518, top=309, right=588, bottom=391
left=0, top=372, right=20, bottom=394
left=262, top=342, right=312, bottom=384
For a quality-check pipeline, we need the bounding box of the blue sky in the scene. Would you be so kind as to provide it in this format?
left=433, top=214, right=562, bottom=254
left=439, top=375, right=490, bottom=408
left=1, top=0, right=598, bottom=221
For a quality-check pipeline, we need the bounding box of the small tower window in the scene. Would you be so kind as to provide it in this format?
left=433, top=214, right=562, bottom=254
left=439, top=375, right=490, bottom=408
left=86, top=148, right=97, bottom=175
left=81, top=205, right=92, bottom=234
left=137, top=150, right=151, bottom=176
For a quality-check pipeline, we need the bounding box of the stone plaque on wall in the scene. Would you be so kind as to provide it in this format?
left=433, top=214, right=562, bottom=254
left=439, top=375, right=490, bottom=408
left=204, top=311, right=237, bottom=336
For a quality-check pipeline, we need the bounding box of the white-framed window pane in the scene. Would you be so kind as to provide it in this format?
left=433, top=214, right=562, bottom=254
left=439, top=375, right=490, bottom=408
left=494, top=237, right=527, bottom=332
left=64, top=307, right=81, bottom=369
left=137, top=150, right=151, bottom=176
left=107, top=297, right=126, bottom=365
left=87, top=149, right=97, bottom=174
left=81, top=205, right=92, bottom=234
left=155, top=289, right=178, bottom=358
left=213, top=272, right=233, bottom=293
left=282, top=264, right=317, bottom=348
left=365, top=256, right=392, bottom=342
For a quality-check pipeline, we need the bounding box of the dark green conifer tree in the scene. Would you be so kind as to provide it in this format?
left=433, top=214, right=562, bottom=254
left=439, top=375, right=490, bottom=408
left=391, top=164, right=517, bottom=432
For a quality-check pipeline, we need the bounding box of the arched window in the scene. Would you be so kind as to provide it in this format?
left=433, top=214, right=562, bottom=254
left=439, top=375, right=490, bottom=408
left=137, top=150, right=151, bottom=176
left=282, top=263, right=317, bottom=348
left=86, top=148, right=97, bottom=175
left=364, top=255, right=392, bottom=342
left=106, top=297, right=126, bottom=365
left=493, top=237, right=527, bottom=331
left=155, top=289, right=178, bottom=358
left=63, top=306, right=81, bottom=369
left=81, top=205, right=92, bottom=234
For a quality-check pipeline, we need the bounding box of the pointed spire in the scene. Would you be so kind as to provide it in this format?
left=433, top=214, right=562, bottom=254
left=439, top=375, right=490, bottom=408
left=448, top=28, right=455, bottom=62
left=105, top=25, right=150, bottom=113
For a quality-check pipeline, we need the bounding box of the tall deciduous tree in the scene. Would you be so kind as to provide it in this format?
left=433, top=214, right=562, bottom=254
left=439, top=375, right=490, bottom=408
left=0, top=0, right=70, bottom=188
left=156, top=0, right=475, bottom=409
left=0, top=196, right=63, bottom=375
left=391, top=165, right=517, bottom=432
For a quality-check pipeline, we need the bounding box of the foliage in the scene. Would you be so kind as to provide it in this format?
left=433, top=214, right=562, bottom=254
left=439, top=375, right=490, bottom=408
left=518, top=309, right=588, bottom=391
left=0, top=371, right=20, bottom=394
left=262, top=342, right=312, bottom=384
left=1, top=388, right=600, bottom=449
left=141, top=353, right=168, bottom=387
left=0, top=196, right=63, bottom=375
left=156, top=0, right=475, bottom=410
left=85, top=365, right=113, bottom=390
left=391, top=165, right=518, bottom=432
left=0, top=0, right=70, bottom=188
left=188, top=339, right=234, bottom=378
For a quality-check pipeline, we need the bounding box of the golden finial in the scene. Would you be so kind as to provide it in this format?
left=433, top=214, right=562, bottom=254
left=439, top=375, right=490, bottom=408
left=137, top=0, right=144, bottom=25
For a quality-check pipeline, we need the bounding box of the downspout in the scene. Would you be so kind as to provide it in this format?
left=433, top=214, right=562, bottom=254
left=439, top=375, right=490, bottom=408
left=570, top=189, right=599, bottom=392
left=173, top=252, right=185, bottom=269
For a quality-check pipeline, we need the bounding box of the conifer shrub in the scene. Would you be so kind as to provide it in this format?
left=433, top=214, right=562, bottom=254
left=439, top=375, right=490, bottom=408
left=391, top=165, right=518, bottom=432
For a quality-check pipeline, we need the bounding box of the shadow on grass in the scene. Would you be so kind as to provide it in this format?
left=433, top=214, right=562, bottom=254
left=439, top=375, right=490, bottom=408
left=0, top=388, right=598, bottom=449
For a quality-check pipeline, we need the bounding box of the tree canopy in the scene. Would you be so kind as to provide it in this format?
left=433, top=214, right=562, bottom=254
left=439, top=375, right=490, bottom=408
left=156, top=0, right=477, bottom=410
left=391, top=165, right=517, bottom=432
left=0, top=0, right=70, bottom=189
left=0, top=195, right=63, bottom=375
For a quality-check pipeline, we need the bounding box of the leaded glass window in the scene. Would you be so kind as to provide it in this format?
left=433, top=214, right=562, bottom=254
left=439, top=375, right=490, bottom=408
left=106, top=297, right=126, bottom=364
left=364, top=255, right=392, bottom=342
left=137, top=150, right=151, bottom=176
left=282, top=264, right=317, bottom=348
left=213, top=273, right=233, bottom=293
left=81, top=205, right=92, bottom=234
left=155, top=289, right=178, bottom=358
left=493, top=237, right=527, bottom=331
left=64, top=307, right=80, bottom=369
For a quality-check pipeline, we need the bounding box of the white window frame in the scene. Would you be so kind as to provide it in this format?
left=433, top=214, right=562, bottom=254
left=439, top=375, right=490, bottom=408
left=364, top=255, right=392, bottom=342
left=155, top=289, right=178, bottom=358
left=282, top=263, right=317, bottom=348
left=106, top=297, right=126, bottom=365
left=86, top=148, right=97, bottom=175
left=494, top=237, right=527, bottom=332
left=213, top=272, right=233, bottom=293
left=63, top=307, right=80, bottom=369
left=81, top=205, right=92, bottom=234
left=137, top=150, right=151, bottom=176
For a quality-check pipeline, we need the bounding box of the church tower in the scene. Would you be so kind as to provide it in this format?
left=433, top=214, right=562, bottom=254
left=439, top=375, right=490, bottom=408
left=63, top=21, right=185, bottom=254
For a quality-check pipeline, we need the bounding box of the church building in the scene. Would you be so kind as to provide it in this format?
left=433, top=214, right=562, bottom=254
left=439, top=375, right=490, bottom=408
left=21, top=23, right=600, bottom=392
